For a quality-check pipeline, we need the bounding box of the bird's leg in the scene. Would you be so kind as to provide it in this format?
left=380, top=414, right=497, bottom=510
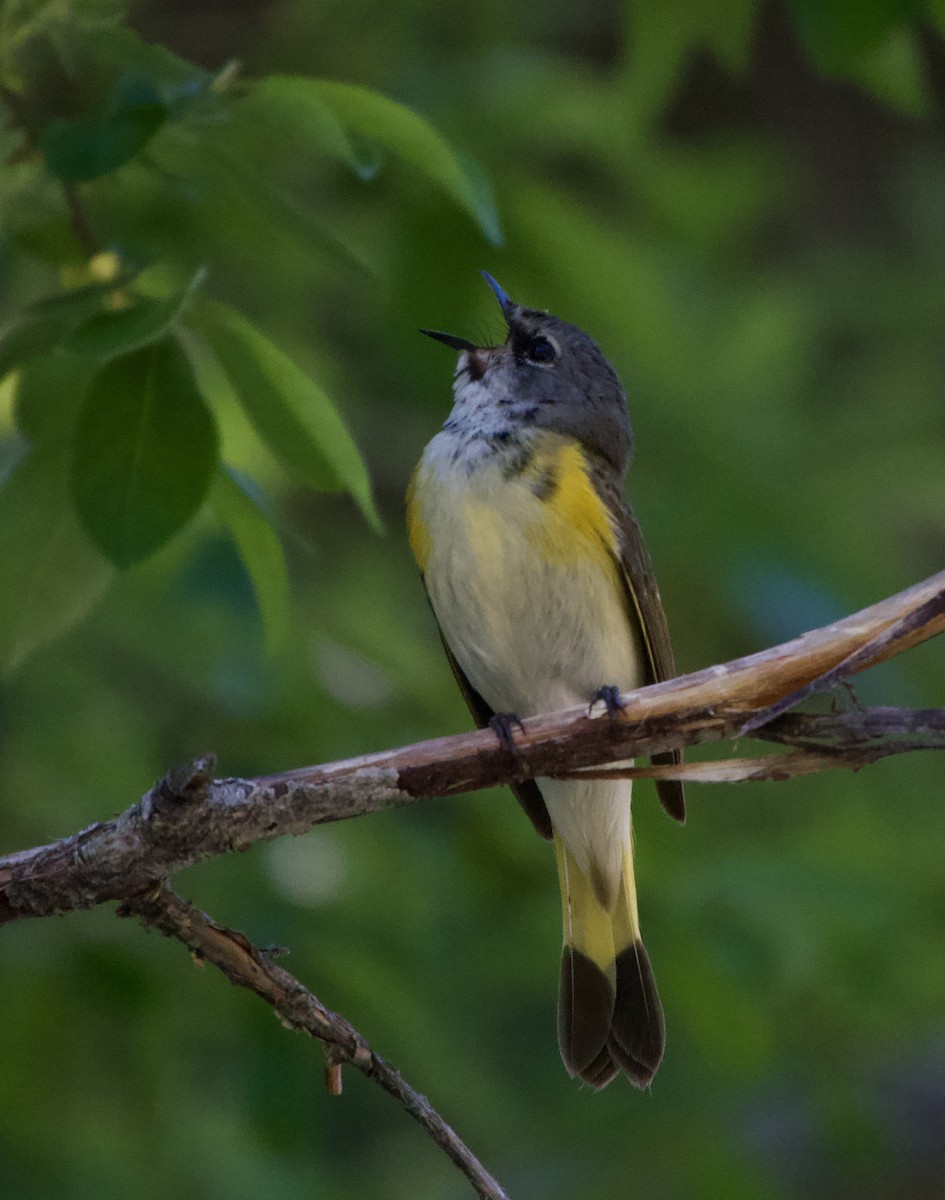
left=489, top=711, right=526, bottom=754
left=589, top=685, right=625, bottom=724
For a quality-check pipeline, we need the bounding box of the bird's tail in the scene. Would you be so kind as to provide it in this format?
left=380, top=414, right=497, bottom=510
left=554, top=833, right=665, bottom=1089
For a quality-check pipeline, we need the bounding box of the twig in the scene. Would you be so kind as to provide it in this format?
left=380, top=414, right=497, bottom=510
left=121, top=886, right=509, bottom=1200
left=0, top=83, right=100, bottom=258
left=760, top=706, right=945, bottom=746
left=552, top=743, right=921, bottom=784
left=62, top=182, right=100, bottom=258
left=736, top=593, right=945, bottom=733
left=551, top=706, right=944, bottom=782
left=1, top=570, right=943, bottom=926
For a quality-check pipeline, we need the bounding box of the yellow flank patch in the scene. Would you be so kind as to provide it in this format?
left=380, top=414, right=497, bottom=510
left=525, top=439, right=618, bottom=569
left=405, top=465, right=431, bottom=572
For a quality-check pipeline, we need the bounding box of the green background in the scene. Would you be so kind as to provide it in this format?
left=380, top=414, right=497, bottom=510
left=0, top=1, right=942, bottom=1197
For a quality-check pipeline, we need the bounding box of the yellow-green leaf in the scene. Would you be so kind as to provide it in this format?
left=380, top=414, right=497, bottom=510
left=0, top=445, right=114, bottom=677
left=210, top=467, right=291, bottom=657
left=194, top=300, right=381, bottom=531
left=63, top=269, right=206, bottom=362
left=302, top=79, right=503, bottom=245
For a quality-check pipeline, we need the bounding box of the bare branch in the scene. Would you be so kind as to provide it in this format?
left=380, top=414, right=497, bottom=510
left=120, top=886, right=509, bottom=1200
left=1, top=573, right=941, bottom=1199
left=759, top=705, right=945, bottom=747
left=1, top=571, right=942, bottom=926
left=552, top=707, right=945, bottom=782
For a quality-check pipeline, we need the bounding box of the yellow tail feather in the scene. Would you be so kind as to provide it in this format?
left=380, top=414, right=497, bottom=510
left=554, top=835, right=618, bottom=980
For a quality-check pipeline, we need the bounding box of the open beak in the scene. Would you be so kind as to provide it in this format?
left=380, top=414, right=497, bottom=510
left=420, top=273, right=516, bottom=355
left=419, top=329, right=479, bottom=351
left=480, top=271, right=515, bottom=323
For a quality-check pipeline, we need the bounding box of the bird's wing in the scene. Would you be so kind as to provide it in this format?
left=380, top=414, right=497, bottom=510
left=424, top=589, right=553, bottom=841
left=600, top=484, right=686, bottom=823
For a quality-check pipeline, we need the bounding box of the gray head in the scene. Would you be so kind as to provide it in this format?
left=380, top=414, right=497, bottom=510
left=422, top=274, right=633, bottom=475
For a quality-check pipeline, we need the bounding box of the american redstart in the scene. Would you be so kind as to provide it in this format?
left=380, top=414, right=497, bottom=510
left=407, top=273, right=684, bottom=1089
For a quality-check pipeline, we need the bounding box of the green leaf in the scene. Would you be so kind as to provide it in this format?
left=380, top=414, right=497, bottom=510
left=13, top=349, right=98, bottom=444
left=247, top=76, right=360, bottom=170
left=294, top=79, right=503, bottom=245
left=0, top=312, right=78, bottom=383
left=0, top=282, right=118, bottom=382
left=70, top=337, right=219, bottom=567
left=194, top=301, right=381, bottom=531
left=787, top=0, right=923, bottom=70
left=62, top=269, right=205, bottom=361
left=10, top=217, right=88, bottom=267
left=848, top=28, right=931, bottom=115
left=90, top=27, right=218, bottom=120
left=210, top=467, right=291, bottom=656
left=0, top=444, right=114, bottom=678
left=203, top=141, right=376, bottom=275
left=787, top=0, right=933, bottom=112
left=41, top=73, right=168, bottom=184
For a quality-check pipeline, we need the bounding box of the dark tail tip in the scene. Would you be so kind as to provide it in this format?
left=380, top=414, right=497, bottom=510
left=656, top=776, right=686, bottom=824
left=607, top=940, right=665, bottom=1088
left=558, top=947, right=615, bottom=1082
left=558, top=941, right=666, bottom=1090
left=581, top=1044, right=619, bottom=1090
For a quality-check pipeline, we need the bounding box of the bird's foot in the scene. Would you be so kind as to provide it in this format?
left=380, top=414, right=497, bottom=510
left=589, top=685, right=625, bottom=724
left=489, top=711, right=526, bottom=754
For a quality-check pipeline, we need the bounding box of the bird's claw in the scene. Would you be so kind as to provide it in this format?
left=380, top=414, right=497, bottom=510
left=589, top=685, right=625, bottom=724
left=489, top=711, right=526, bottom=754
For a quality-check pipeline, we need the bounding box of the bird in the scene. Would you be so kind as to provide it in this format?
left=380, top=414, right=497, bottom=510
left=406, top=273, right=684, bottom=1089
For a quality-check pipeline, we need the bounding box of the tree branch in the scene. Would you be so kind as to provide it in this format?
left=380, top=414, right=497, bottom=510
left=1, top=571, right=942, bottom=1199
left=62, top=182, right=101, bottom=258
left=553, top=707, right=945, bottom=782
left=121, top=886, right=509, bottom=1200
left=2, top=570, right=942, bottom=925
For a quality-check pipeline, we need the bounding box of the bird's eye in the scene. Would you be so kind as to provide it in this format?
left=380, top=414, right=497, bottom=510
left=527, top=336, right=557, bottom=364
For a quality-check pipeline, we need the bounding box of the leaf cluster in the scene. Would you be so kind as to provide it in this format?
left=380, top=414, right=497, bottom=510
left=0, top=3, right=499, bottom=672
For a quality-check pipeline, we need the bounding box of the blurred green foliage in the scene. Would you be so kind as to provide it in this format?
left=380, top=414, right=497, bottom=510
left=0, top=0, right=942, bottom=1197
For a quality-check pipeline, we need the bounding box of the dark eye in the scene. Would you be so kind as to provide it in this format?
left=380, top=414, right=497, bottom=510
left=527, top=336, right=557, bottom=364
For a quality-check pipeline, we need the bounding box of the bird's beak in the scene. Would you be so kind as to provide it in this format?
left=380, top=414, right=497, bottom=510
left=420, top=272, right=516, bottom=355
left=419, top=329, right=479, bottom=352
left=480, top=271, right=515, bottom=323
